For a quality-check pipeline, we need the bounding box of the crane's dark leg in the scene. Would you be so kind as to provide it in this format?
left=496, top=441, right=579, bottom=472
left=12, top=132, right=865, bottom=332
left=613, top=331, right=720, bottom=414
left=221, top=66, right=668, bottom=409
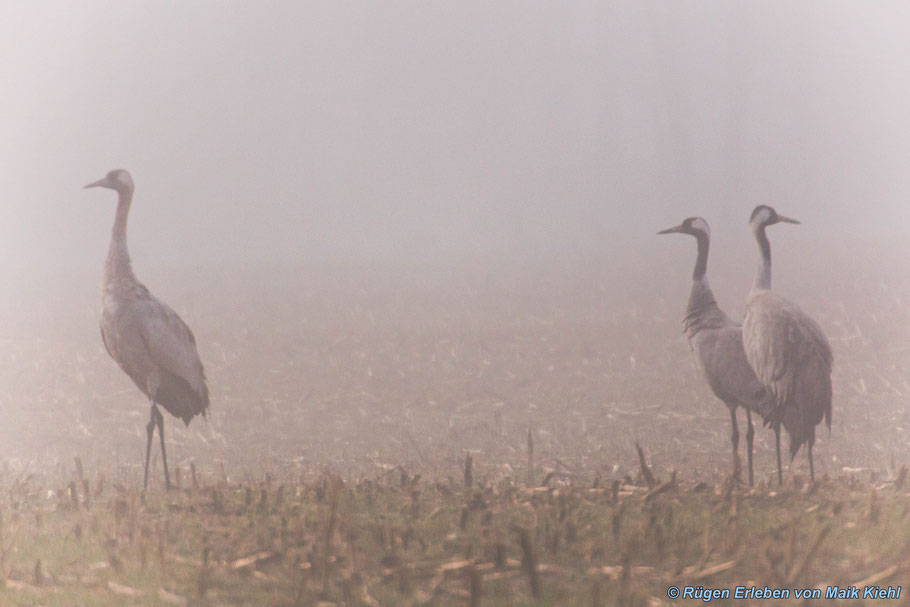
left=154, top=405, right=172, bottom=490
left=729, top=407, right=741, bottom=482
left=774, top=422, right=783, bottom=487
left=808, top=439, right=815, bottom=483
left=143, top=404, right=156, bottom=490
left=745, top=410, right=755, bottom=487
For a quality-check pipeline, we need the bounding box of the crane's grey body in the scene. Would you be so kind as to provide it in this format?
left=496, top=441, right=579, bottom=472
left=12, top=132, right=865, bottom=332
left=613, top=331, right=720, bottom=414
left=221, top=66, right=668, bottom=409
left=86, top=169, right=209, bottom=490
left=686, top=283, right=775, bottom=423
left=742, top=205, right=832, bottom=484
left=101, top=279, right=209, bottom=426
left=660, top=218, right=775, bottom=485
left=743, top=290, right=833, bottom=462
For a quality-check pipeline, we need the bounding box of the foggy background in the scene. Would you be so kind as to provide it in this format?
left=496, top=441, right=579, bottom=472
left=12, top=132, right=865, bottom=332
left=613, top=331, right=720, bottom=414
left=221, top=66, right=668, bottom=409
left=0, top=1, right=908, bottom=482
left=2, top=1, right=909, bottom=269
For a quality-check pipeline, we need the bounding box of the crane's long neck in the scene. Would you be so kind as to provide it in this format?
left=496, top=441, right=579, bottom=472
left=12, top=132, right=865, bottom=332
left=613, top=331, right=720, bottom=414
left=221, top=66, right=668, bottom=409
left=684, top=233, right=724, bottom=337
left=104, top=188, right=137, bottom=286
left=692, top=232, right=708, bottom=281
left=751, top=222, right=772, bottom=294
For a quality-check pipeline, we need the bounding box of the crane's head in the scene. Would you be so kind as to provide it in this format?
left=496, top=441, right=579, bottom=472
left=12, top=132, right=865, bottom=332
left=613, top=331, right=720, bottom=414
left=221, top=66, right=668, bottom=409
left=84, top=169, right=134, bottom=194
left=658, top=217, right=710, bottom=239
left=749, top=205, right=799, bottom=229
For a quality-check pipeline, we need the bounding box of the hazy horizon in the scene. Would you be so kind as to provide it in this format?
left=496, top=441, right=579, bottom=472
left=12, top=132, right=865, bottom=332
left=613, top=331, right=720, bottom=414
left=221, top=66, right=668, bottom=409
left=0, top=1, right=907, bottom=279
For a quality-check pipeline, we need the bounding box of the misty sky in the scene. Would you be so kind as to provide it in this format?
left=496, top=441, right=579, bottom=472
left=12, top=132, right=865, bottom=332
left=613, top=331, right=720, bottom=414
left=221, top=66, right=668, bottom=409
left=1, top=1, right=909, bottom=274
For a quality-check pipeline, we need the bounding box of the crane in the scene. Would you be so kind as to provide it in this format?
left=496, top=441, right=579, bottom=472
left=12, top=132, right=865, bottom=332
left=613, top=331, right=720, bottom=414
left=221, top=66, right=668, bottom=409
left=85, top=169, right=210, bottom=490
left=741, top=205, right=832, bottom=484
left=659, top=217, right=775, bottom=485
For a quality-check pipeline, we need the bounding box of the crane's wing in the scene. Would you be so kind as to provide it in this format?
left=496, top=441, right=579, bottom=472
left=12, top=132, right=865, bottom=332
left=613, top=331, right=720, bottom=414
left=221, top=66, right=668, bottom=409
left=135, top=294, right=210, bottom=415
left=693, top=325, right=777, bottom=423
left=743, top=291, right=833, bottom=411
left=100, top=324, right=113, bottom=358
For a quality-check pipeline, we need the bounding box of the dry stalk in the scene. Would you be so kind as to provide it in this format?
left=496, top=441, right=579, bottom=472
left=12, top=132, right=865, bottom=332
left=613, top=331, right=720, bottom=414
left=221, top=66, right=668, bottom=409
left=469, top=562, right=482, bottom=607
left=513, top=526, right=540, bottom=598
left=464, top=452, right=473, bottom=489
left=527, top=428, right=535, bottom=487
left=635, top=442, right=656, bottom=488
left=785, top=524, right=830, bottom=585
left=320, top=477, right=342, bottom=599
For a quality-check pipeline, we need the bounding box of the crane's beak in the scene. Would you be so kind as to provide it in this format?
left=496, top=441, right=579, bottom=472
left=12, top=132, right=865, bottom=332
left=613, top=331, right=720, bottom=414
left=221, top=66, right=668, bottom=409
left=657, top=224, right=683, bottom=235
left=776, top=214, right=800, bottom=224
left=84, top=177, right=110, bottom=189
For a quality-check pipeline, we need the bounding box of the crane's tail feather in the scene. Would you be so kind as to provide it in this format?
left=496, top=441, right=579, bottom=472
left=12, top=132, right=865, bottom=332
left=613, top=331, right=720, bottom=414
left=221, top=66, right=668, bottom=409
left=155, top=369, right=210, bottom=427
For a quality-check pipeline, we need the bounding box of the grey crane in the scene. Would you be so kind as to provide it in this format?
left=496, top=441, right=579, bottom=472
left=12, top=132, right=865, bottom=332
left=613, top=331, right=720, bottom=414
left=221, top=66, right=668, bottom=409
left=85, top=169, right=210, bottom=490
left=659, top=217, right=776, bottom=485
left=742, top=205, right=832, bottom=485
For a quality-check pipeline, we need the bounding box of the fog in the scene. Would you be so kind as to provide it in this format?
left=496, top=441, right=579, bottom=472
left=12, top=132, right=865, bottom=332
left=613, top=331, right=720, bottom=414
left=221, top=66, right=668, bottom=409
left=0, top=2, right=909, bottom=481
left=1, top=1, right=909, bottom=273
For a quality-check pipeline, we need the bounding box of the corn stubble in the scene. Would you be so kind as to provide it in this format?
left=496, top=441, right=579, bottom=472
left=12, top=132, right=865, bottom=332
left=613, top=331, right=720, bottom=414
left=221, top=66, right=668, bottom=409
left=0, top=454, right=898, bottom=606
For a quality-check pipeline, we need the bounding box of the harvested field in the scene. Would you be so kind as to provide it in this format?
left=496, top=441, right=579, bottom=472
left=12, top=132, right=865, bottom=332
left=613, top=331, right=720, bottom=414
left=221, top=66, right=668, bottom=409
left=0, top=240, right=906, bottom=604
